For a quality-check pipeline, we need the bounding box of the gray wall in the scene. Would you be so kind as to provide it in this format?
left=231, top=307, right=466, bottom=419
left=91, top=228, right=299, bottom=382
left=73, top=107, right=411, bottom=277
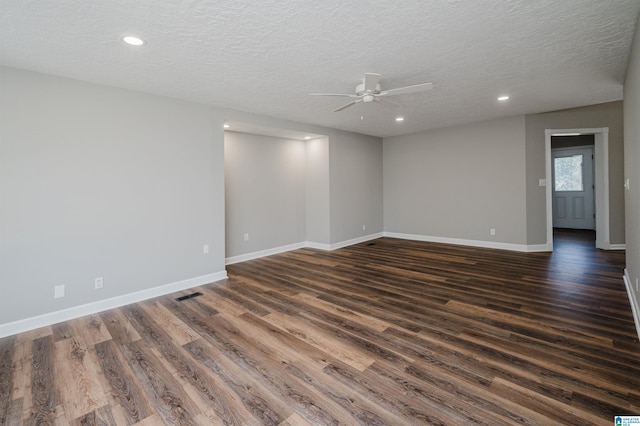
left=224, top=132, right=306, bottom=257
left=383, top=115, right=528, bottom=245
left=524, top=101, right=625, bottom=245
left=0, top=66, right=226, bottom=325
left=624, top=14, right=640, bottom=323
left=305, top=137, right=331, bottom=245
left=220, top=112, right=384, bottom=248
left=224, top=130, right=382, bottom=256
left=329, top=131, right=384, bottom=244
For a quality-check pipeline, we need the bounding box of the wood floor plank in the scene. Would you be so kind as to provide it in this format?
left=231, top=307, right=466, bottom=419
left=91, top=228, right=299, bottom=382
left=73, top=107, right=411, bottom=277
left=69, top=404, right=118, bottom=426
left=278, top=412, right=314, bottom=426
left=91, top=339, right=154, bottom=425
left=29, top=335, right=58, bottom=425
left=138, top=301, right=201, bottom=346
left=1, top=230, right=638, bottom=425
left=69, top=315, right=112, bottom=347
left=214, top=312, right=360, bottom=425
left=99, top=309, right=141, bottom=343
left=0, top=335, right=15, bottom=424
left=4, top=397, right=23, bottom=426
left=10, top=336, right=32, bottom=420
left=118, top=338, right=200, bottom=425
left=263, top=312, right=375, bottom=371
left=183, top=338, right=291, bottom=425
left=292, top=292, right=392, bottom=332
left=490, top=376, right=606, bottom=425
left=123, top=304, right=247, bottom=424
left=188, top=310, right=359, bottom=424
left=53, top=336, right=108, bottom=420
left=282, top=360, right=410, bottom=426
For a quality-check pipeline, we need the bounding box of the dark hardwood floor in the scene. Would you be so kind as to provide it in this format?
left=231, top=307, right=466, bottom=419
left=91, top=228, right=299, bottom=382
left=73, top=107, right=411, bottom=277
left=1, top=232, right=638, bottom=425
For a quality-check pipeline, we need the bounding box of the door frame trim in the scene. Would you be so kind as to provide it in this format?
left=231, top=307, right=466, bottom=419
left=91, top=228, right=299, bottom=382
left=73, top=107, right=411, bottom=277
left=545, top=128, right=609, bottom=251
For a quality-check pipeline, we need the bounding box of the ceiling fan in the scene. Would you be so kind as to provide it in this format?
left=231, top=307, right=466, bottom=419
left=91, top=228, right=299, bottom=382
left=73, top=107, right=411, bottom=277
left=310, top=73, right=433, bottom=112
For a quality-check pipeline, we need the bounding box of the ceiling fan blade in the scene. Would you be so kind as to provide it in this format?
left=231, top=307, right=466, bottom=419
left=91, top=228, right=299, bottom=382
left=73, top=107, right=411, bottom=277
left=333, top=99, right=361, bottom=112
left=310, top=92, right=358, bottom=97
left=376, top=97, right=401, bottom=107
left=380, top=82, right=433, bottom=97
left=363, top=73, right=381, bottom=92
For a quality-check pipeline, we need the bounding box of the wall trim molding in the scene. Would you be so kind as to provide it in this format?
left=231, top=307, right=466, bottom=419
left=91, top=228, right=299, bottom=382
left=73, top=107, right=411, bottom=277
left=225, top=242, right=307, bottom=265
left=624, top=269, right=640, bottom=341
left=327, top=232, right=384, bottom=250
left=0, top=270, right=227, bottom=338
left=383, top=232, right=549, bottom=252
left=544, top=127, right=610, bottom=251
left=225, top=233, right=385, bottom=265
left=305, top=241, right=331, bottom=250
left=608, top=244, right=626, bottom=250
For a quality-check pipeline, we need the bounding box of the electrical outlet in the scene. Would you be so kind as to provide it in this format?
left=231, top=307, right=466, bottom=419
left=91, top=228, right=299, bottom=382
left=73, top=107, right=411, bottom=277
left=203, top=244, right=209, bottom=254
left=244, top=233, right=249, bottom=242
left=490, top=228, right=496, bottom=236
left=362, top=224, right=366, bottom=231
left=95, top=277, right=104, bottom=289
left=54, top=285, right=65, bottom=299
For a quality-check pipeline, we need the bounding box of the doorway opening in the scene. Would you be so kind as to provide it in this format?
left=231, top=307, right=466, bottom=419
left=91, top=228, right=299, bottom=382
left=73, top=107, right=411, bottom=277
left=544, top=128, right=609, bottom=251
left=551, top=135, right=595, bottom=248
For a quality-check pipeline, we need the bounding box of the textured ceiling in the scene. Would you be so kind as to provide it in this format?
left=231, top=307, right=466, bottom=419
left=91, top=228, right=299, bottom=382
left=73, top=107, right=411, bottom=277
left=1, top=0, right=639, bottom=138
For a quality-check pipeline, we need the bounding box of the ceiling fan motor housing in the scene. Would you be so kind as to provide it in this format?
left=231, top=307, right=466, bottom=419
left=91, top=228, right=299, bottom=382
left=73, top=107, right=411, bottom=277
left=356, top=82, right=381, bottom=98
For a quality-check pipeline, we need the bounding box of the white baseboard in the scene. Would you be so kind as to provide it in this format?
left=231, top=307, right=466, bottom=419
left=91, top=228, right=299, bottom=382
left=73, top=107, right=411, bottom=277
left=226, top=233, right=385, bottom=264
left=225, top=242, right=306, bottom=265
left=608, top=244, right=626, bottom=250
left=597, top=239, right=626, bottom=250
left=523, top=244, right=550, bottom=253
left=327, top=232, right=384, bottom=250
left=383, top=232, right=548, bottom=252
left=0, top=271, right=227, bottom=338
left=623, top=269, right=640, bottom=341
left=305, top=241, right=331, bottom=250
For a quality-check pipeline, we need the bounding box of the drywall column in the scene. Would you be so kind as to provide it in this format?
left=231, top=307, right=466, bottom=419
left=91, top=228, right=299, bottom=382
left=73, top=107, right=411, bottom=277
left=305, top=137, right=331, bottom=247
left=623, top=12, right=640, bottom=336
left=328, top=131, right=383, bottom=245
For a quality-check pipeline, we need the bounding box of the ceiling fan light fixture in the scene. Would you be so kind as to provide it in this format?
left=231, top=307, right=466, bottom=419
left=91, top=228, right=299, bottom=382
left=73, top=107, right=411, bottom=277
left=310, top=73, right=433, bottom=114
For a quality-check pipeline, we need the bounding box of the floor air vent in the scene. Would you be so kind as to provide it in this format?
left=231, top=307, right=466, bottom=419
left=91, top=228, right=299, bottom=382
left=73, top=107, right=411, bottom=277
left=175, top=292, right=203, bottom=302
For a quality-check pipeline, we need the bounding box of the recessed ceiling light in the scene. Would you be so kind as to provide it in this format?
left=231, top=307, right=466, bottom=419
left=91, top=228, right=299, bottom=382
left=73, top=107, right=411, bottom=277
left=497, top=95, right=510, bottom=101
left=122, top=36, right=145, bottom=46
left=304, top=136, right=311, bottom=140
left=395, top=117, right=404, bottom=122
left=223, top=124, right=230, bottom=129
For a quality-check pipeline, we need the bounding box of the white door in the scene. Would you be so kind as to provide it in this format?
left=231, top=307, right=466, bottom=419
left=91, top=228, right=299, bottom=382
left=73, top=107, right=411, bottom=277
left=552, top=147, right=595, bottom=229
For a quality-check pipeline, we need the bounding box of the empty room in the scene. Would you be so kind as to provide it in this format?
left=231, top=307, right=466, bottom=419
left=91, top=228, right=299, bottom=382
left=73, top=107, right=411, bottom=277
left=2, top=1, right=640, bottom=425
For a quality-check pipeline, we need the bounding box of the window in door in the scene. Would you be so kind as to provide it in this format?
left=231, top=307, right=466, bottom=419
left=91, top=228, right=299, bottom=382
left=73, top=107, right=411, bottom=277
left=554, top=154, right=584, bottom=192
